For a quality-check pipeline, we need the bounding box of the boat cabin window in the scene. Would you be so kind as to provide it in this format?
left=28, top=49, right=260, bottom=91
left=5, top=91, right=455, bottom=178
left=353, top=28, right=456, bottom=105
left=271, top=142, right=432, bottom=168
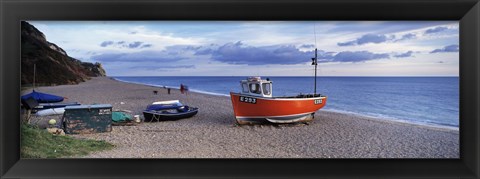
left=249, top=83, right=261, bottom=94
left=241, top=83, right=249, bottom=93
left=262, top=83, right=271, bottom=95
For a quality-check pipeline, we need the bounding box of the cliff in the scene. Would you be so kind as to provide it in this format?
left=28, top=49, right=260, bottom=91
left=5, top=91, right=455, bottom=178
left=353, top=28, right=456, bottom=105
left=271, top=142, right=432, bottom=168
left=21, top=21, right=106, bottom=85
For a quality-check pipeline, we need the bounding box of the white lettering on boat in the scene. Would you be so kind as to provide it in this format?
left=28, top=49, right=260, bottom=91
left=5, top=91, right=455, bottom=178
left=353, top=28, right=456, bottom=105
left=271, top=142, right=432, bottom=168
left=240, top=96, right=257, bottom=104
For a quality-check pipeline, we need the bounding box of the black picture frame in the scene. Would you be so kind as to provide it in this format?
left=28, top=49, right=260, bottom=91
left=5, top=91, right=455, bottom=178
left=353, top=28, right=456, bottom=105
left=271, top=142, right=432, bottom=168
left=1, top=0, right=479, bottom=178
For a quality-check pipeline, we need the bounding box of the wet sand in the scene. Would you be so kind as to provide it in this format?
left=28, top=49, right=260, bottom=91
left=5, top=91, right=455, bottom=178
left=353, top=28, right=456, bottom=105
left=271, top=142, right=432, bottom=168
left=26, top=77, right=459, bottom=158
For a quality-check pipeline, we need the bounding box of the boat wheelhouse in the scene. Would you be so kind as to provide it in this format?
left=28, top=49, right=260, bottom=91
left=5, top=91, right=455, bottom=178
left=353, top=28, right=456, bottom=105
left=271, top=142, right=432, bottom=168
left=240, top=76, right=272, bottom=98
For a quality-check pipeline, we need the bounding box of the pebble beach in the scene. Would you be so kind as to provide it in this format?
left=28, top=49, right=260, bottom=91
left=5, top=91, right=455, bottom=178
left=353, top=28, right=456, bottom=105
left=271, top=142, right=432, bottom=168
left=26, top=77, right=459, bottom=158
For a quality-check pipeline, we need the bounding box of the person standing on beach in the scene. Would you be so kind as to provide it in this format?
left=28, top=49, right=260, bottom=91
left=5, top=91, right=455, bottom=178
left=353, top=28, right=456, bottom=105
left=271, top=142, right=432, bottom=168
left=180, top=84, right=184, bottom=94
left=167, top=88, right=171, bottom=94
left=180, top=84, right=189, bottom=95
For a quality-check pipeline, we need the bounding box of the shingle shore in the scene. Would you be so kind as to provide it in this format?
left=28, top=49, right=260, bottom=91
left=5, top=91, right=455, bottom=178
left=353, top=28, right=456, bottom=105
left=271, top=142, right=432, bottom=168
left=26, top=77, right=459, bottom=158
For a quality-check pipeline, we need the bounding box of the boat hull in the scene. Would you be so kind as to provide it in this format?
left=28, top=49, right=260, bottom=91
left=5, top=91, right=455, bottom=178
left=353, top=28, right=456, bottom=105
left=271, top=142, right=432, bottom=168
left=34, top=102, right=81, bottom=110
left=230, top=92, right=326, bottom=124
left=35, top=107, right=65, bottom=116
left=143, top=107, right=198, bottom=122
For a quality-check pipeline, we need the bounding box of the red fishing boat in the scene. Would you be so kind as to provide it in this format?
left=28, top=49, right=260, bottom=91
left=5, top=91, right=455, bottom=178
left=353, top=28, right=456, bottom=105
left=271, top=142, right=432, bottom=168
left=230, top=49, right=327, bottom=124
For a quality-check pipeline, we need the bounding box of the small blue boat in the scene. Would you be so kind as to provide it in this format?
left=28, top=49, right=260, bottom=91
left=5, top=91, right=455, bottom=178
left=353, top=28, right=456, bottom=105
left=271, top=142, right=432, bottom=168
left=143, top=100, right=198, bottom=122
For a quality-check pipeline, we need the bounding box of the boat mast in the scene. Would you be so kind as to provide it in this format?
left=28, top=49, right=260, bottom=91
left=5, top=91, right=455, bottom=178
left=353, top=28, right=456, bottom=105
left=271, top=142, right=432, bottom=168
left=312, top=24, right=318, bottom=95
left=312, top=49, right=318, bottom=95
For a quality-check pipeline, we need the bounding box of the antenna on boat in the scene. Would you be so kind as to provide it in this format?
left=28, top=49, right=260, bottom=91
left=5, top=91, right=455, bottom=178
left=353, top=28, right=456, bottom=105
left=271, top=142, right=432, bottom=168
left=312, top=49, right=318, bottom=95
left=311, top=24, right=318, bottom=95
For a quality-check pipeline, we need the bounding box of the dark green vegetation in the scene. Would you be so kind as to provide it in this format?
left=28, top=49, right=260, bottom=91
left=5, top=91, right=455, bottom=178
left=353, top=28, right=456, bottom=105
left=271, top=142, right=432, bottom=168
left=21, top=21, right=106, bottom=85
left=21, top=124, right=114, bottom=158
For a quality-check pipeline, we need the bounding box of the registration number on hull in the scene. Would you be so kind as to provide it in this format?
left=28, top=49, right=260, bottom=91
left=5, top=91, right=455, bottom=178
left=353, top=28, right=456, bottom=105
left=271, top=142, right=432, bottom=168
left=240, top=96, right=257, bottom=104
left=314, top=99, right=323, bottom=105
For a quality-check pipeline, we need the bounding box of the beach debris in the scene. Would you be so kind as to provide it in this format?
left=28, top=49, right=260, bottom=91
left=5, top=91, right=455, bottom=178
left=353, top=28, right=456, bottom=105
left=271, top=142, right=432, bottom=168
left=112, top=111, right=136, bottom=126
left=112, top=111, right=132, bottom=122
left=46, top=127, right=65, bottom=136
left=120, top=102, right=125, bottom=105
left=133, top=115, right=141, bottom=123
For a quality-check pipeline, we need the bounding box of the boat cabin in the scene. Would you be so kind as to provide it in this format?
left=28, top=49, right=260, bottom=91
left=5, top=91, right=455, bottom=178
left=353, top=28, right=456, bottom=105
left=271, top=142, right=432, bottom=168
left=240, top=77, right=272, bottom=97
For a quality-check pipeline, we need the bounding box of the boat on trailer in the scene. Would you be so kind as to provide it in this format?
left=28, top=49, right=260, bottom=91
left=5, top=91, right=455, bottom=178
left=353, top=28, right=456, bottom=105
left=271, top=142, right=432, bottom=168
left=229, top=49, right=327, bottom=124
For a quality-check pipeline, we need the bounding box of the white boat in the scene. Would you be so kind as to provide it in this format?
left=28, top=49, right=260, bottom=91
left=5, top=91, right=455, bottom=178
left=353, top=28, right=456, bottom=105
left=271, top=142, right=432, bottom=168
left=36, top=107, right=65, bottom=116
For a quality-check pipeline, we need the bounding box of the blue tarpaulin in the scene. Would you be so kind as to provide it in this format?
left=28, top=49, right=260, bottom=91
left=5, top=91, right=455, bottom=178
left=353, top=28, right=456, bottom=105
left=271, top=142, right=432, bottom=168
left=21, top=90, right=64, bottom=103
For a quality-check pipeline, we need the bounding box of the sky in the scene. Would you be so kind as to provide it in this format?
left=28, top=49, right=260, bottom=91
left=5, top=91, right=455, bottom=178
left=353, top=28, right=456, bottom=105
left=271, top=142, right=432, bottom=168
left=29, top=21, right=459, bottom=76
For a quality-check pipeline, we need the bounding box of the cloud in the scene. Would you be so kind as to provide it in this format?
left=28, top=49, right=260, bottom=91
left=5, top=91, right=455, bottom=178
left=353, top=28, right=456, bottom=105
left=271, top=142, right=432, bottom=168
left=91, top=50, right=187, bottom=63
left=299, top=44, right=315, bottom=48
left=128, top=41, right=143, bottom=48
left=396, top=33, right=416, bottom=41
left=172, top=42, right=389, bottom=65
left=129, top=65, right=195, bottom=70
left=208, top=41, right=315, bottom=65
left=194, top=48, right=214, bottom=55
left=430, top=44, right=459, bottom=53
left=337, top=41, right=357, bottom=46
left=357, top=34, right=389, bottom=45
left=93, top=41, right=406, bottom=67
left=337, top=34, right=389, bottom=46
left=100, top=40, right=152, bottom=49
left=330, top=51, right=390, bottom=62
left=141, top=44, right=153, bottom=48
left=394, top=51, right=414, bottom=58
left=100, top=41, right=114, bottom=47
left=425, top=26, right=448, bottom=34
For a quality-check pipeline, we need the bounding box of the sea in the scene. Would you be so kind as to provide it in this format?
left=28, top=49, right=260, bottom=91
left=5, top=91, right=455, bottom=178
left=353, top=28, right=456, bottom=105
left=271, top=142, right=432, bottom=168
left=114, top=76, right=459, bottom=128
